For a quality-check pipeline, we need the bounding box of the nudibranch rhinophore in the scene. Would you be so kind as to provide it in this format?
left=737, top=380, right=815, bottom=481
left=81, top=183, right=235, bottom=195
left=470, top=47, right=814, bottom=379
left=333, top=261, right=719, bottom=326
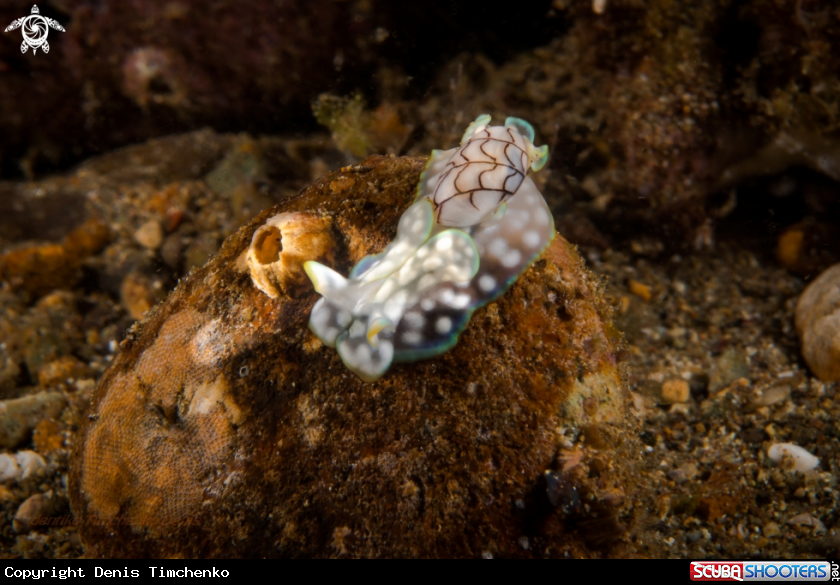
left=304, top=115, right=554, bottom=381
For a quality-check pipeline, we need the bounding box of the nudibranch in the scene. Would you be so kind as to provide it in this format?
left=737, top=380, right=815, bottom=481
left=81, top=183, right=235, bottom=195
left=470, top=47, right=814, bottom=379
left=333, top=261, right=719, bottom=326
left=304, top=115, right=554, bottom=381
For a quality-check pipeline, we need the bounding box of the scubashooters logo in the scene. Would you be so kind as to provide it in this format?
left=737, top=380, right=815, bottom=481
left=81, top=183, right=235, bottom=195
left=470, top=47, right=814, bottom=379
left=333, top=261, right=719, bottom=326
left=4, top=5, right=64, bottom=54
left=691, top=561, right=833, bottom=582
left=692, top=562, right=744, bottom=581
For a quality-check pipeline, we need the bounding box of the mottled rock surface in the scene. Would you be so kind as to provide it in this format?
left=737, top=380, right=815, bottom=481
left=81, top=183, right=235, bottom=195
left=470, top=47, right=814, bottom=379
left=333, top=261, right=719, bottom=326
left=69, top=155, right=632, bottom=558
left=796, top=263, right=840, bottom=382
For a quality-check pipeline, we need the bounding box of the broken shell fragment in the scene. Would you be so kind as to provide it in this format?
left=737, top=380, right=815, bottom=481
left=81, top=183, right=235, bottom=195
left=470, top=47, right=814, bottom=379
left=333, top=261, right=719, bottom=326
left=247, top=212, right=335, bottom=298
left=795, top=263, right=840, bottom=382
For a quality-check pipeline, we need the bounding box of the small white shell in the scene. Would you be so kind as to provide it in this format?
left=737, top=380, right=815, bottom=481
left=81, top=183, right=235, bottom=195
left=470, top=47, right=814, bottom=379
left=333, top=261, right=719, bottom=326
left=786, top=513, right=826, bottom=532
left=767, top=443, right=820, bottom=472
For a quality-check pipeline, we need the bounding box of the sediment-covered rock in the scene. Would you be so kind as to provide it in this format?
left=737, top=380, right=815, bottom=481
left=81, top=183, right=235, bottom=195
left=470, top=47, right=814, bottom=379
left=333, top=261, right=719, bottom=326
left=69, top=155, right=632, bottom=558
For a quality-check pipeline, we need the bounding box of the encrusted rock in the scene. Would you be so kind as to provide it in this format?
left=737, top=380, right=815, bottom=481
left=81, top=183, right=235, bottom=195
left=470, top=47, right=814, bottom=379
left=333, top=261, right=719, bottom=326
left=795, top=263, right=840, bottom=381
left=70, top=155, right=632, bottom=558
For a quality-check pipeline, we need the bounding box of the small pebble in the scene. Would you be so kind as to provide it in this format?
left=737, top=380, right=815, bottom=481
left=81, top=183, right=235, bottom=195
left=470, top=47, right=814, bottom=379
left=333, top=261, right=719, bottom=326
left=751, top=385, right=790, bottom=407
left=0, top=453, right=20, bottom=481
left=14, top=492, right=53, bottom=533
left=0, top=450, right=46, bottom=482
left=679, top=463, right=698, bottom=481
left=120, top=272, right=156, bottom=320
left=709, top=348, right=750, bottom=393
left=628, top=279, right=652, bottom=302
left=762, top=521, right=780, bottom=538
left=686, top=530, right=702, bottom=543
left=16, top=450, right=46, bottom=480
left=160, top=233, right=182, bottom=269
left=666, top=327, right=687, bottom=348
left=517, top=536, right=530, bottom=550
left=661, top=379, right=690, bottom=404
left=134, top=220, right=164, bottom=249
left=668, top=462, right=697, bottom=484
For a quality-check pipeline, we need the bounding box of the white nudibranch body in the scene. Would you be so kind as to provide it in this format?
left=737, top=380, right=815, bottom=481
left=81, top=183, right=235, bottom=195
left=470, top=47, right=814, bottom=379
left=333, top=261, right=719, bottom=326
left=305, top=115, right=554, bottom=381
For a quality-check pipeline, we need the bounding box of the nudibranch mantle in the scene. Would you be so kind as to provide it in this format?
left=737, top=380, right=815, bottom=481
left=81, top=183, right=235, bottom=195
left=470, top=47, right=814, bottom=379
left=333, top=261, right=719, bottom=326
left=305, top=115, right=554, bottom=381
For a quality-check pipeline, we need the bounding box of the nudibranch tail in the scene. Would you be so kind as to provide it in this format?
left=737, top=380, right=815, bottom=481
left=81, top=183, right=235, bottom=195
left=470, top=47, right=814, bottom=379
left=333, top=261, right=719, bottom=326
left=305, top=114, right=555, bottom=382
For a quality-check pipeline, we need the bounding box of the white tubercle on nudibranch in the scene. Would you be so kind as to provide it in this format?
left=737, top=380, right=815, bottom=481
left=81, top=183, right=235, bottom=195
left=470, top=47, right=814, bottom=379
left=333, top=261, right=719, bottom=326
left=305, top=115, right=554, bottom=381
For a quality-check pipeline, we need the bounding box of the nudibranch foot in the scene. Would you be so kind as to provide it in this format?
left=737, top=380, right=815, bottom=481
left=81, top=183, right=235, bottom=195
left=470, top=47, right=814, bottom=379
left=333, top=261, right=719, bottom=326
left=306, top=114, right=554, bottom=382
